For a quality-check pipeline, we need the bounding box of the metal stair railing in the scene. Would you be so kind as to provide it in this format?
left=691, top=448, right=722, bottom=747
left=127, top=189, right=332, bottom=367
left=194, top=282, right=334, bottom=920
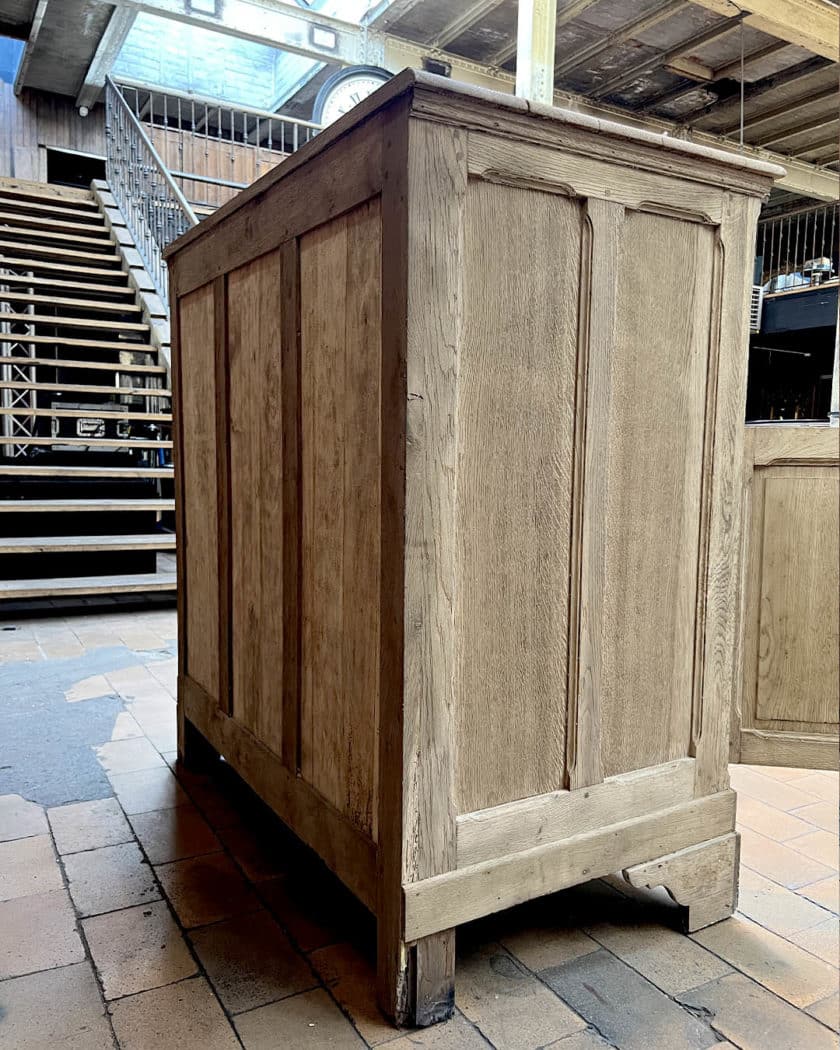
left=105, top=75, right=198, bottom=308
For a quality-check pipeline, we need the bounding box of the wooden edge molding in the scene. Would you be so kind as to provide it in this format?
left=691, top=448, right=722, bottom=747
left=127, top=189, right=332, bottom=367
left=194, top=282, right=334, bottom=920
left=740, top=729, right=840, bottom=771
left=746, top=424, right=840, bottom=466
left=181, top=676, right=378, bottom=912
left=404, top=789, right=736, bottom=942
left=457, top=758, right=696, bottom=868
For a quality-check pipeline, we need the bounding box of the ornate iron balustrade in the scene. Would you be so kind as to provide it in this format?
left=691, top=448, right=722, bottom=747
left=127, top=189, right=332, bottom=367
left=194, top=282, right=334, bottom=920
left=105, top=76, right=198, bottom=307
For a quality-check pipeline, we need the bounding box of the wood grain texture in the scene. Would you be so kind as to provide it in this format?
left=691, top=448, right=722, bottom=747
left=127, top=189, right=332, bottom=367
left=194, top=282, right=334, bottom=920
left=454, top=179, right=579, bottom=814
left=299, top=199, right=382, bottom=839
left=227, top=252, right=284, bottom=755
left=600, top=211, right=715, bottom=779
left=178, top=283, right=219, bottom=699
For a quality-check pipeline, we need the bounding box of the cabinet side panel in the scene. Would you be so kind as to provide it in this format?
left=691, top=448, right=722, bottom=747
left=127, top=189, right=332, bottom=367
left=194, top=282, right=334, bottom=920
left=755, top=469, right=840, bottom=726
left=179, top=283, right=220, bottom=699
left=227, top=251, right=285, bottom=758
left=455, top=181, right=580, bottom=814
left=601, top=212, right=715, bottom=777
left=299, top=198, right=382, bottom=839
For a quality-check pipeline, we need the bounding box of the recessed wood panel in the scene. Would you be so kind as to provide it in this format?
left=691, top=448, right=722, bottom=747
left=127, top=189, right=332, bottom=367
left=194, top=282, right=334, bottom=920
left=228, top=252, right=284, bottom=757
left=454, top=181, right=580, bottom=814
left=179, top=283, right=219, bottom=698
left=299, top=199, right=381, bottom=838
left=601, top=211, right=716, bottom=778
left=755, top=469, right=839, bottom=726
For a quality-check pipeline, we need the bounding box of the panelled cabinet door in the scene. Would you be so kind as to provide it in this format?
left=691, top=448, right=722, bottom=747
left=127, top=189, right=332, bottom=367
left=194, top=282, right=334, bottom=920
left=732, top=425, right=840, bottom=771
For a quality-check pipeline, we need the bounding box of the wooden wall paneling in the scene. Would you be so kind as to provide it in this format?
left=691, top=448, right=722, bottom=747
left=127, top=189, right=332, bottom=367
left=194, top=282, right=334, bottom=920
left=299, top=198, right=382, bottom=837
left=214, top=276, right=232, bottom=717
left=566, top=196, right=623, bottom=791
left=171, top=264, right=188, bottom=755
left=177, top=282, right=221, bottom=700
left=600, top=211, right=716, bottom=779
left=693, top=194, right=759, bottom=795
left=455, top=179, right=579, bottom=813
left=280, top=239, right=302, bottom=773
left=227, top=253, right=284, bottom=753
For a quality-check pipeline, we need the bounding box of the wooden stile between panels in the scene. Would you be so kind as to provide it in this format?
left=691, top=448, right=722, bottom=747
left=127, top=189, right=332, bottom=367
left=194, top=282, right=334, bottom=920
left=168, top=70, right=788, bottom=1027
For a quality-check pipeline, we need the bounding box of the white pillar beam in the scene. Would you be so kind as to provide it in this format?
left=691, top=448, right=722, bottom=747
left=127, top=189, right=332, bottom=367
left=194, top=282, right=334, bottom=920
left=515, top=0, right=558, bottom=105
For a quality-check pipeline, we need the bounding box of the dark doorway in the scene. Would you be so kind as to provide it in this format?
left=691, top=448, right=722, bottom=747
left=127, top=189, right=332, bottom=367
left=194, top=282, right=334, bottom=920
left=46, top=147, right=106, bottom=188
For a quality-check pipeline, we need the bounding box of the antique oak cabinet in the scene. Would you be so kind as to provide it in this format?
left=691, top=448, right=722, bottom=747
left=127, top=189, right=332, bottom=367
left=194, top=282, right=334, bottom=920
left=167, top=71, right=782, bottom=1026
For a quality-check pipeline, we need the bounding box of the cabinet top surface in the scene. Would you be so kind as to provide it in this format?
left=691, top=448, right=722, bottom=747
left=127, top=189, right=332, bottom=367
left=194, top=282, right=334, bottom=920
left=166, top=68, right=784, bottom=262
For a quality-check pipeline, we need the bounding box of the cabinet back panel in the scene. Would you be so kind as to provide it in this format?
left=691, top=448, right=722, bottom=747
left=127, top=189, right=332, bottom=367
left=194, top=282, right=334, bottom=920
left=299, top=198, right=382, bottom=839
left=454, top=181, right=580, bottom=814
left=601, top=212, right=716, bottom=777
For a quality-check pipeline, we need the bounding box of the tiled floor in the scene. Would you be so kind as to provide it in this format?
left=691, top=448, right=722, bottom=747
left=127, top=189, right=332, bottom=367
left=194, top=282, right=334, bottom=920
left=0, top=607, right=837, bottom=1050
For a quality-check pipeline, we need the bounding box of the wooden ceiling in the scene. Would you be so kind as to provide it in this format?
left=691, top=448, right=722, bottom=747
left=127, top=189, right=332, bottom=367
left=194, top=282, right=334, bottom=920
left=373, top=0, right=839, bottom=177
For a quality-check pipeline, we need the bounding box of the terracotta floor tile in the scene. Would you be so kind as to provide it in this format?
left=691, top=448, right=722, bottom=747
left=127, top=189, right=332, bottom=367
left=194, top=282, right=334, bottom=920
left=736, top=794, right=814, bottom=842
left=807, top=991, right=840, bottom=1032
left=692, top=914, right=838, bottom=1008
left=309, top=941, right=401, bottom=1046
left=794, top=774, right=840, bottom=806
left=110, top=710, right=145, bottom=740
left=109, top=975, right=240, bottom=1050
left=64, top=673, right=114, bottom=703
left=737, top=866, right=832, bottom=938
left=0, top=889, right=84, bottom=979
left=48, top=797, right=133, bottom=855
left=543, top=1032, right=617, bottom=1050
left=583, top=918, right=732, bottom=995
left=64, top=841, right=160, bottom=917
left=791, top=917, right=840, bottom=968
left=129, top=804, right=220, bottom=865
left=235, top=987, right=365, bottom=1049
left=792, top=801, right=839, bottom=834
left=730, top=766, right=822, bottom=811
left=108, top=766, right=189, bottom=815
left=155, top=851, right=260, bottom=928
left=190, top=909, right=316, bottom=1014
left=0, top=961, right=113, bottom=1049
left=0, top=834, right=62, bottom=901
left=456, top=941, right=587, bottom=1050
left=0, top=794, right=47, bottom=842
left=259, top=873, right=346, bottom=953
left=384, top=1012, right=490, bottom=1049
left=83, top=899, right=197, bottom=1000
left=743, top=765, right=813, bottom=783
left=501, top=923, right=600, bottom=973
left=739, top=827, right=836, bottom=889
left=217, top=823, right=291, bottom=883
left=677, top=972, right=838, bottom=1050
left=788, top=830, right=840, bottom=870
left=798, top=877, right=840, bottom=913
left=95, top=735, right=166, bottom=776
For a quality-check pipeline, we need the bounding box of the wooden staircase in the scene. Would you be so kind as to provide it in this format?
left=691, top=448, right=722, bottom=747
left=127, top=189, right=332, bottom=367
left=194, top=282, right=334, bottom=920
left=0, top=178, right=175, bottom=602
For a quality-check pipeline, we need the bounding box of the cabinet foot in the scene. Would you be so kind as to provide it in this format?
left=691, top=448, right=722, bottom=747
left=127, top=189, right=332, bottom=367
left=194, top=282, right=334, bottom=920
left=623, top=832, right=740, bottom=933
left=379, top=930, right=455, bottom=1027
left=178, top=716, right=219, bottom=773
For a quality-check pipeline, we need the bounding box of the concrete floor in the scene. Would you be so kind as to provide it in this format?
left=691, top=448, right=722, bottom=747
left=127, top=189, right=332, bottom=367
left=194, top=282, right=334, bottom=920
left=0, top=607, right=837, bottom=1050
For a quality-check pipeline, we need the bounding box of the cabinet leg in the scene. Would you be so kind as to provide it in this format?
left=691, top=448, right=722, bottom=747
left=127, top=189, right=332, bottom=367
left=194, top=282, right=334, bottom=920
left=378, top=929, right=455, bottom=1027
left=623, top=832, right=740, bottom=933
left=178, top=716, right=219, bottom=773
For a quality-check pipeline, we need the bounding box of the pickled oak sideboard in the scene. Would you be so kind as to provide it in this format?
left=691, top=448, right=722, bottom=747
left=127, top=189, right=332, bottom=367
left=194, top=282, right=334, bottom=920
left=166, top=70, right=781, bottom=1027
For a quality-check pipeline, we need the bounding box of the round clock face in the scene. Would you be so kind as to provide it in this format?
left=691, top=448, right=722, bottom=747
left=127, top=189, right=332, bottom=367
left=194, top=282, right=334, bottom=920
left=316, top=68, right=391, bottom=126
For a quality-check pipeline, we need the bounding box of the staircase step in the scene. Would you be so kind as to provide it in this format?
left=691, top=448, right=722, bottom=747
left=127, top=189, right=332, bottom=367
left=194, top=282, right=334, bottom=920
left=0, top=572, right=177, bottom=599
left=0, top=211, right=108, bottom=236
left=0, top=498, right=174, bottom=512
left=0, top=437, right=173, bottom=450
left=0, top=291, right=141, bottom=314
left=0, top=333, right=156, bottom=352
left=0, top=406, right=171, bottom=422
left=0, top=256, right=128, bottom=280
left=0, top=464, right=174, bottom=478
left=0, top=377, right=171, bottom=394
left=0, top=312, right=149, bottom=333
left=0, top=225, right=116, bottom=250
left=0, top=356, right=166, bottom=373
left=0, top=273, right=135, bottom=297
left=0, top=241, right=121, bottom=264
left=0, top=533, right=176, bottom=553
left=0, top=181, right=98, bottom=209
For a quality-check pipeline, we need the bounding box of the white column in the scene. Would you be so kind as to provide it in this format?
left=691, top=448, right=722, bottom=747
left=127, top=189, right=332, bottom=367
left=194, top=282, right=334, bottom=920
left=829, top=307, right=839, bottom=426
left=515, top=0, right=558, bottom=105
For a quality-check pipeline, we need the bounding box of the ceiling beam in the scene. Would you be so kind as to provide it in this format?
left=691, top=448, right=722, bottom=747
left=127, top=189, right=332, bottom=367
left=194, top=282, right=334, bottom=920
left=515, top=0, right=558, bottom=104
left=752, top=112, right=839, bottom=148
left=590, top=14, right=744, bottom=99
left=712, top=38, right=790, bottom=80
left=13, top=0, right=49, bottom=96
left=688, top=55, right=833, bottom=123
left=431, top=0, right=507, bottom=50
left=485, top=0, right=599, bottom=69
left=717, top=83, right=838, bottom=136
left=665, top=56, right=714, bottom=80
left=689, top=0, right=839, bottom=61
left=789, top=132, right=840, bottom=156
left=554, top=0, right=684, bottom=80
left=76, top=7, right=137, bottom=110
